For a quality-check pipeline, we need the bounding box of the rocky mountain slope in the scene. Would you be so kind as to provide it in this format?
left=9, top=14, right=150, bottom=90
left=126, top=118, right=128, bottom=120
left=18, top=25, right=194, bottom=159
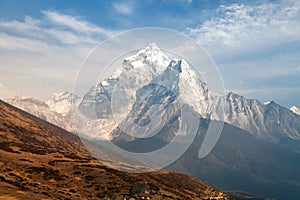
left=0, top=99, right=232, bottom=200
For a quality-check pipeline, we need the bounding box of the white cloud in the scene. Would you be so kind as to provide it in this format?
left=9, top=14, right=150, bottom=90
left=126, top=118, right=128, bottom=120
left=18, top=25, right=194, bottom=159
left=186, top=0, right=300, bottom=107
left=0, top=15, right=40, bottom=32
left=0, top=10, right=115, bottom=47
left=42, top=10, right=113, bottom=36
left=0, top=33, right=53, bottom=53
left=188, top=1, right=300, bottom=49
left=0, top=10, right=118, bottom=99
left=45, top=28, right=99, bottom=45
left=113, top=2, right=134, bottom=15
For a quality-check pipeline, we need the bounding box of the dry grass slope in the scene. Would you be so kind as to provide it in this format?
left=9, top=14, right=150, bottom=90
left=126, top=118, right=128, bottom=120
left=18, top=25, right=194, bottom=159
left=0, top=100, right=232, bottom=200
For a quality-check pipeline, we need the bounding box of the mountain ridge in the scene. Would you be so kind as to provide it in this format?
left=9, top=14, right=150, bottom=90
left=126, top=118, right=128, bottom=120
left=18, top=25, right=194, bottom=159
left=76, top=43, right=300, bottom=152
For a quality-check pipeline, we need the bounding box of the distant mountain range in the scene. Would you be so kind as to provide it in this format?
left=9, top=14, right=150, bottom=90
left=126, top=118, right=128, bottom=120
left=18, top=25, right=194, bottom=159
left=78, top=43, right=300, bottom=152
left=6, top=92, right=80, bottom=133
left=4, top=43, right=300, bottom=199
left=6, top=44, right=300, bottom=151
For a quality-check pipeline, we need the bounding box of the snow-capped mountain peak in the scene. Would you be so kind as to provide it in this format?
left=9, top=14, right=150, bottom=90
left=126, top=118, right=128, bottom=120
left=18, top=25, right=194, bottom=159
left=78, top=43, right=216, bottom=139
left=45, top=91, right=81, bottom=116
left=290, top=106, right=300, bottom=115
left=128, top=42, right=169, bottom=67
left=111, top=43, right=170, bottom=79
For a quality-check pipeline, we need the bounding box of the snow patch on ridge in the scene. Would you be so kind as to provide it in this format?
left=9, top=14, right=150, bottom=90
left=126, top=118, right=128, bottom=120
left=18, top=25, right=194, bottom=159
left=290, top=106, right=300, bottom=115
left=45, top=91, right=81, bottom=116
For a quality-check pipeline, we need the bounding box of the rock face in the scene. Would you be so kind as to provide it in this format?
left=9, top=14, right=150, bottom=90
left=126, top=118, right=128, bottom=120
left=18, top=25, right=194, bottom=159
left=0, top=100, right=232, bottom=200
left=129, top=182, right=151, bottom=196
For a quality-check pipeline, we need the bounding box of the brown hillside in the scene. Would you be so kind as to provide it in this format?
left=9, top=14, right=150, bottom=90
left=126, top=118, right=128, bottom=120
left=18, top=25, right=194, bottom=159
left=0, top=100, right=232, bottom=200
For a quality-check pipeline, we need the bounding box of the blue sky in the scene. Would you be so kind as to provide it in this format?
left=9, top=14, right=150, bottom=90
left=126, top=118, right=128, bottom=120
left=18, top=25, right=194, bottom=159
left=0, top=0, right=299, bottom=108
